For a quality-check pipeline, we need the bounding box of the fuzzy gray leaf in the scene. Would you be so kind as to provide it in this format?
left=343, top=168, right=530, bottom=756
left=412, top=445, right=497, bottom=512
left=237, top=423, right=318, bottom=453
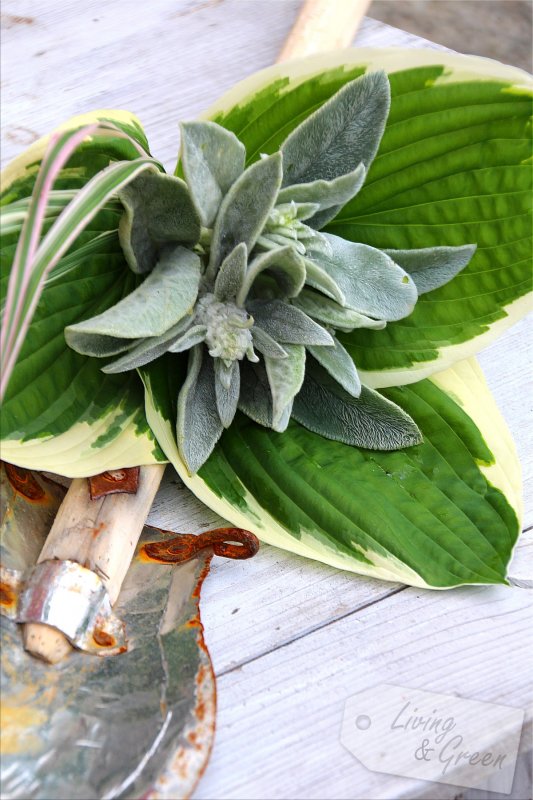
left=63, top=333, right=136, bottom=359
left=293, top=289, right=386, bottom=332
left=251, top=326, right=288, bottom=359
left=293, top=362, right=422, bottom=450
left=237, top=246, right=306, bottom=305
left=307, top=337, right=361, bottom=397
left=119, top=171, right=201, bottom=274
left=303, top=258, right=345, bottom=303
left=265, top=344, right=305, bottom=431
left=278, top=163, right=366, bottom=229
left=214, top=359, right=240, bottom=428
left=383, top=245, right=477, bottom=295
left=310, top=234, right=418, bottom=321
left=248, top=299, right=334, bottom=346
left=214, top=242, right=248, bottom=302
left=177, top=346, right=223, bottom=474
left=281, top=71, right=390, bottom=188
left=102, top=317, right=194, bottom=373
left=167, top=324, right=207, bottom=353
left=65, top=246, right=202, bottom=353
left=238, top=362, right=273, bottom=427
left=209, top=153, right=282, bottom=271
left=180, top=121, right=246, bottom=227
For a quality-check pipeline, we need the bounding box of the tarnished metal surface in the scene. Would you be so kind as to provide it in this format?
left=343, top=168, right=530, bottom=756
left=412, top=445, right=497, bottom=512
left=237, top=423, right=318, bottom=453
left=88, top=468, right=140, bottom=500
left=1, top=560, right=127, bottom=656
left=0, top=462, right=259, bottom=799
left=1, top=526, right=217, bottom=799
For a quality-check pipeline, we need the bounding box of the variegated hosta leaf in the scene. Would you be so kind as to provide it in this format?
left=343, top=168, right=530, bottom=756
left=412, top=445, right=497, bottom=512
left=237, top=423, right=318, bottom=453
left=180, top=120, right=246, bottom=226
left=142, top=355, right=521, bottom=588
left=0, top=114, right=166, bottom=475
left=208, top=49, right=532, bottom=386
left=209, top=153, right=282, bottom=271
left=65, top=246, right=202, bottom=352
left=292, top=361, right=421, bottom=449
left=118, top=171, right=201, bottom=274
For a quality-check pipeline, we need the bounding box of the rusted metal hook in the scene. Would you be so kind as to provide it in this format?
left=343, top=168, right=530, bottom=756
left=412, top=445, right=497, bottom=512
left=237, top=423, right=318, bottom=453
left=141, top=527, right=260, bottom=564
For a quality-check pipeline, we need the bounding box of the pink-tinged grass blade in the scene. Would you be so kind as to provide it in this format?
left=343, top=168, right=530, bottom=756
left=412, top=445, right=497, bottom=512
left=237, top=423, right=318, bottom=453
left=1, top=123, right=160, bottom=400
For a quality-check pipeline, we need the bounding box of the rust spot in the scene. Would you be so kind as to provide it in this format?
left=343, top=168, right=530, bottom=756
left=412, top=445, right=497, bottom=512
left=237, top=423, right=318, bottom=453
left=88, top=467, right=140, bottom=500
left=92, top=629, right=115, bottom=648
left=0, top=581, right=16, bottom=607
left=1, top=14, right=35, bottom=28
left=3, top=462, right=45, bottom=501
left=142, top=527, right=259, bottom=565
left=91, top=521, right=106, bottom=539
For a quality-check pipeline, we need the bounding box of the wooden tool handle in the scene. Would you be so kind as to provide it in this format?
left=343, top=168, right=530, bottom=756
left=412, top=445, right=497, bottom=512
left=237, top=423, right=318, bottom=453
left=23, top=464, right=165, bottom=663
left=277, top=0, right=371, bottom=62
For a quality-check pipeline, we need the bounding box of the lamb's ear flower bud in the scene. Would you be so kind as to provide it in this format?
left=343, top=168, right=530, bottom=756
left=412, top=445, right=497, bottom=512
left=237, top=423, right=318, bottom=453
left=64, top=71, right=476, bottom=474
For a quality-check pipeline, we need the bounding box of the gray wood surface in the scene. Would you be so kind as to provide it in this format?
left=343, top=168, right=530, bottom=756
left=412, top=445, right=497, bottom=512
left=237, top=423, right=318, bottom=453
left=1, top=2, right=531, bottom=798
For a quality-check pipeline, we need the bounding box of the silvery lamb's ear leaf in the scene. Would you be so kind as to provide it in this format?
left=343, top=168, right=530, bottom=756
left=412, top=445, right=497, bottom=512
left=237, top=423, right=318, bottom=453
left=278, top=163, right=366, bottom=229
left=303, top=257, right=345, bottom=304
left=292, top=361, right=422, bottom=450
left=65, top=246, right=202, bottom=352
left=383, top=245, right=477, bottom=295
left=177, top=345, right=223, bottom=474
left=119, top=171, right=201, bottom=273
left=310, top=234, right=418, bottom=321
left=237, top=246, right=306, bottom=305
left=293, top=289, right=386, bottom=332
left=102, top=316, right=194, bottom=373
left=214, top=242, right=248, bottom=302
left=264, top=344, right=305, bottom=431
left=214, top=358, right=240, bottom=428
left=307, top=337, right=361, bottom=398
left=238, top=362, right=273, bottom=427
left=63, top=333, right=136, bottom=359
left=281, top=70, right=390, bottom=188
left=209, top=153, right=282, bottom=271
left=251, top=326, right=288, bottom=359
left=247, top=299, right=334, bottom=345
left=180, top=121, right=246, bottom=227
left=167, top=324, right=208, bottom=353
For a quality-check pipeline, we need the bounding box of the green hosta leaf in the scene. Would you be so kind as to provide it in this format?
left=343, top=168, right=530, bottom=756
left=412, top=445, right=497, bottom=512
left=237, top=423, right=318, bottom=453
left=278, top=163, right=366, bottom=229
left=143, top=355, right=521, bottom=588
left=264, top=344, right=305, bottom=431
left=214, top=243, right=248, bottom=302
left=176, top=346, right=223, bottom=474
left=118, top=171, right=201, bottom=274
left=180, top=121, right=246, bottom=226
left=209, top=153, right=282, bottom=271
left=293, top=361, right=421, bottom=449
left=0, top=148, right=165, bottom=476
left=383, top=244, right=477, bottom=295
left=310, top=234, right=418, bottom=321
left=65, top=246, right=201, bottom=350
left=280, top=70, right=390, bottom=187
left=207, top=50, right=532, bottom=385
left=248, top=299, right=334, bottom=346
left=307, top=337, right=361, bottom=397
left=237, top=246, right=306, bottom=305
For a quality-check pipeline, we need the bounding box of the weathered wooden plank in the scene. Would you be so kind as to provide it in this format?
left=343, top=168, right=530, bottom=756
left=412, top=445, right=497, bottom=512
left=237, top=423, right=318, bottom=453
left=195, top=582, right=532, bottom=800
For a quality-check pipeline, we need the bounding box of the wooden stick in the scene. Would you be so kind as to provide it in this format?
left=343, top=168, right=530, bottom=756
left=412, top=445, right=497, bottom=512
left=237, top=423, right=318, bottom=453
left=23, top=464, right=165, bottom=663
left=277, top=0, right=372, bottom=62
left=22, top=0, right=369, bottom=666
